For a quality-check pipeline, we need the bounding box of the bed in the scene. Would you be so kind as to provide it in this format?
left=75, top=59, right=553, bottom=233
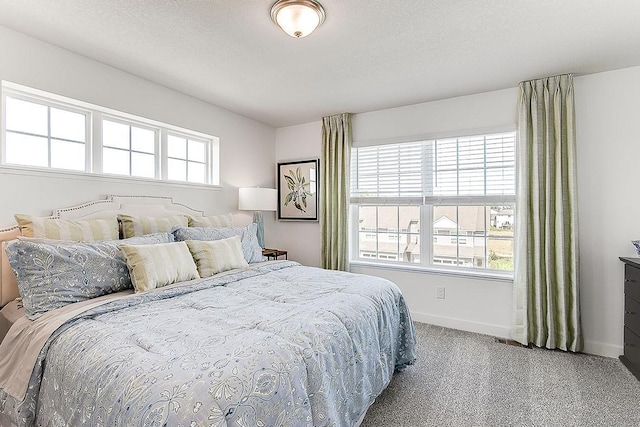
left=0, top=195, right=416, bottom=427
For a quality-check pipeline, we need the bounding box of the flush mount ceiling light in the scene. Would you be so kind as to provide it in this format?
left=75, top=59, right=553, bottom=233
left=270, top=0, right=326, bottom=38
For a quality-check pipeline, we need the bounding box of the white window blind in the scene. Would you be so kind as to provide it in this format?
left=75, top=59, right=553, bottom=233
left=350, top=141, right=426, bottom=205
left=350, top=131, right=516, bottom=274
left=351, top=132, right=515, bottom=204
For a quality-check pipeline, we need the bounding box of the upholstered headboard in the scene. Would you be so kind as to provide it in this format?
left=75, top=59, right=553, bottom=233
left=0, top=195, right=206, bottom=307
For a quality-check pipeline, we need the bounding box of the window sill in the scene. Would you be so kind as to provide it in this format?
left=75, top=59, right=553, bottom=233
left=0, top=164, right=222, bottom=191
left=349, top=260, right=514, bottom=283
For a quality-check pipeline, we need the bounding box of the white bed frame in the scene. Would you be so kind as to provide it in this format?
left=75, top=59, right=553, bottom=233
left=0, top=195, right=206, bottom=307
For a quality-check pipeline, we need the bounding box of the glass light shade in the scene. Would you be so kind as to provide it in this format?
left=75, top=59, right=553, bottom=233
left=271, top=0, right=326, bottom=38
left=238, top=187, right=277, bottom=211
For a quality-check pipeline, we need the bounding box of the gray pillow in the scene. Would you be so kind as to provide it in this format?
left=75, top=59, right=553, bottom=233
left=5, top=233, right=173, bottom=320
left=172, top=223, right=265, bottom=263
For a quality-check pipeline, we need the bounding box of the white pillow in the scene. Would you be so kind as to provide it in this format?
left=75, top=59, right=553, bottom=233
left=14, top=214, right=119, bottom=241
left=188, top=213, right=233, bottom=228
left=118, top=214, right=189, bottom=238
left=119, top=242, right=200, bottom=292
left=186, top=236, right=248, bottom=278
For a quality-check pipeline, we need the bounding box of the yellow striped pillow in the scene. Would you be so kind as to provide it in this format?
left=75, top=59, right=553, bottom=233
left=188, top=213, right=233, bottom=228
left=119, top=241, right=200, bottom=292
left=118, top=214, right=189, bottom=238
left=186, top=236, right=248, bottom=278
left=14, top=214, right=119, bottom=241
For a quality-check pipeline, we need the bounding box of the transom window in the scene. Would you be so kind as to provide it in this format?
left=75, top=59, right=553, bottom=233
left=1, top=82, right=220, bottom=186
left=351, top=131, right=516, bottom=274
left=4, top=95, right=88, bottom=171
left=167, top=134, right=208, bottom=184
left=102, top=119, right=157, bottom=178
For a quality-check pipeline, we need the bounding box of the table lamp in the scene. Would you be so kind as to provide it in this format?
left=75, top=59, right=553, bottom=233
left=238, top=187, right=277, bottom=248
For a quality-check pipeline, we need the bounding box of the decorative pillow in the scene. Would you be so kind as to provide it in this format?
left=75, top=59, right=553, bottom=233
left=172, top=223, right=264, bottom=263
left=14, top=214, right=119, bottom=241
left=118, top=214, right=189, bottom=238
left=4, top=233, right=174, bottom=320
left=188, top=213, right=233, bottom=228
left=119, top=242, right=200, bottom=293
left=16, top=232, right=174, bottom=245
left=6, top=240, right=131, bottom=320
left=117, top=233, right=175, bottom=245
left=186, top=236, right=248, bottom=278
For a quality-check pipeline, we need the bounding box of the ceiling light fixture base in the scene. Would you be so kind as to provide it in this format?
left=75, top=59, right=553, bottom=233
left=270, top=0, right=326, bottom=38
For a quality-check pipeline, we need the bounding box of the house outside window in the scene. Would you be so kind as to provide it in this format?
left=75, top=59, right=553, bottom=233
left=350, top=131, right=515, bottom=275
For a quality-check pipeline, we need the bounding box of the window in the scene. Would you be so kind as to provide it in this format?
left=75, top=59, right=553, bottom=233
left=351, top=131, right=515, bottom=273
left=4, top=95, right=88, bottom=171
left=1, top=82, right=220, bottom=186
left=167, top=134, right=208, bottom=184
left=102, top=118, right=156, bottom=178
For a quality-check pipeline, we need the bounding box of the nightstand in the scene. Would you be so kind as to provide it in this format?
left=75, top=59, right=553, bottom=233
left=619, top=257, right=640, bottom=381
left=262, top=248, right=288, bottom=260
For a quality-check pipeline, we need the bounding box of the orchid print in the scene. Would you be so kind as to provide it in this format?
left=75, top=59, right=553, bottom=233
left=283, top=167, right=312, bottom=213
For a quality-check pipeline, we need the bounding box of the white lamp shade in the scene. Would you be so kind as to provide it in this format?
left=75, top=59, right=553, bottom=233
left=238, top=187, right=277, bottom=211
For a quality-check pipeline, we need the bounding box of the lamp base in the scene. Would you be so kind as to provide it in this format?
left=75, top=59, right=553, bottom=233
left=253, top=212, right=265, bottom=248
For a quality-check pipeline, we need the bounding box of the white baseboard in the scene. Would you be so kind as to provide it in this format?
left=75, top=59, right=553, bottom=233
left=583, top=340, right=622, bottom=359
left=410, top=311, right=511, bottom=340
left=411, top=311, right=623, bottom=359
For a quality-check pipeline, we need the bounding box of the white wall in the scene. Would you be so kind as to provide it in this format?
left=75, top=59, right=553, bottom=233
left=271, top=121, right=322, bottom=267
left=0, top=26, right=276, bottom=236
left=574, top=66, right=640, bottom=357
left=274, top=88, right=517, bottom=340
left=3, top=23, right=637, bottom=358
left=274, top=67, right=640, bottom=358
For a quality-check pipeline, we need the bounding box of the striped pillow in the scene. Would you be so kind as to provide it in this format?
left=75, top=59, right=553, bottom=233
left=188, top=214, right=233, bottom=228
left=14, top=214, right=119, bottom=241
left=186, top=236, right=248, bottom=278
left=119, top=241, right=200, bottom=292
left=118, top=214, right=189, bottom=238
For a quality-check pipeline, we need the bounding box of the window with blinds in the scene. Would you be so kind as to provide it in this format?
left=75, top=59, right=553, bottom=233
left=350, top=131, right=516, bottom=274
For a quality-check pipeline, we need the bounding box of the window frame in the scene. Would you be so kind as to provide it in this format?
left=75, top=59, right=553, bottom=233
left=2, top=91, right=92, bottom=172
left=164, top=132, right=213, bottom=185
left=0, top=81, right=221, bottom=188
left=100, top=114, right=160, bottom=179
left=349, top=130, right=516, bottom=280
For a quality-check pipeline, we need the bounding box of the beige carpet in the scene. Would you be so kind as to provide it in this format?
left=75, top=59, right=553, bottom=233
left=361, top=322, right=640, bottom=427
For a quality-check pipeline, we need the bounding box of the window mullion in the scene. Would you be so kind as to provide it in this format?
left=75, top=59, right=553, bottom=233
left=421, top=204, right=431, bottom=267
left=92, top=112, right=102, bottom=173
left=46, top=106, right=52, bottom=168
left=156, top=129, right=164, bottom=180
left=0, top=93, right=5, bottom=165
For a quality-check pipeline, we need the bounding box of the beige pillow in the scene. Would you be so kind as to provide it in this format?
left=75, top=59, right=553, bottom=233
left=186, top=236, right=248, bottom=278
left=188, top=213, right=233, bottom=228
left=118, top=214, right=188, bottom=238
left=119, top=242, right=200, bottom=292
left=14, top=214, right=119, bottom=241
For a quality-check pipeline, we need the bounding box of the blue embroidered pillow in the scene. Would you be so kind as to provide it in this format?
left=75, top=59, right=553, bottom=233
left=172, top=224, right=264, bottom=263
left=6, top=233, right=174, bottom=319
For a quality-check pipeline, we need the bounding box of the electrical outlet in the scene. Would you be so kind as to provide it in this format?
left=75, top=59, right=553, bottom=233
left=436, top=287, right=445, bottom=299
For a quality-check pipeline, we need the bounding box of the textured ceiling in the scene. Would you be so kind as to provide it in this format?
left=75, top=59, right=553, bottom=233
left=0, top=0, right=639, bottom=128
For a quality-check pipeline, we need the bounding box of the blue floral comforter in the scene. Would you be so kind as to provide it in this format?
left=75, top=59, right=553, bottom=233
left=2, top=261, right=416, bottom=426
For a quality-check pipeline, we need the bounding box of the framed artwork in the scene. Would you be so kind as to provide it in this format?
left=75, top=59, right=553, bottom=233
left=277, top=159, right=319, bottom=221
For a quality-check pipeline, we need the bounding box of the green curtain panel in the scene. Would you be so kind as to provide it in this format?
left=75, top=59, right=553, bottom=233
left=512, top=74, right=582, bottom=352
left=321, top=113, right=351, bottom=271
